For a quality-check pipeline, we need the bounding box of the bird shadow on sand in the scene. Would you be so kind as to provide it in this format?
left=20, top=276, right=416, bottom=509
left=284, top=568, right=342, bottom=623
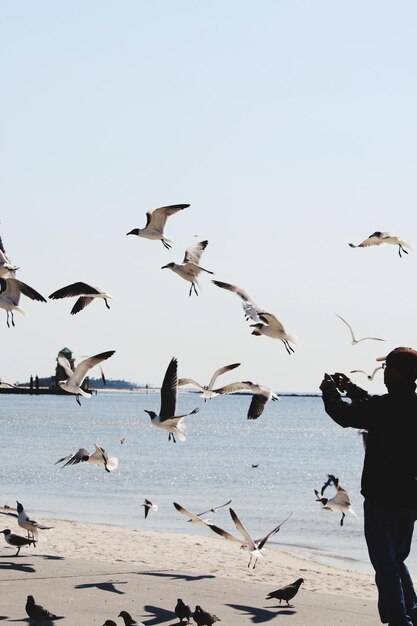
left=11, top=618, right=64, bottom=624
left=142, top=605, right=176, bottom=625
left=227, top=603, right=296, bottom=622
left=139, top=571, right=216, bottom=582
left=0, top=617, right=9, bottom=621
left=0, top=560, right=36, bottom=573
left=75, top=580, right=127, bottom=594
left=40, top=554, right=65, bottom=561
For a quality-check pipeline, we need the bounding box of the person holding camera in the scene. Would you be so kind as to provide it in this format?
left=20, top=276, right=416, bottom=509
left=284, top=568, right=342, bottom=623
left=320, top=347, right=417, bottom=626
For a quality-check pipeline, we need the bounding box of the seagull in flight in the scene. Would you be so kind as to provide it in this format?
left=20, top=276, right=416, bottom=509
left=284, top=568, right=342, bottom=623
left=142, top=499, right=158, bottom=519
left=173, top=501, right=213, bottom=526
left=144, top=357, right=199, bottom=442
left=335, top=314, right=384, bottom=345
left=350, top=366, right=383, bottom=381
left=349, top=231, right=412, bottom=258
left=314, top=474, right=357, bottom=526
left=55, top=443, right=118, bottom=472
left=0, top=277, right=46, bottom=327
left=178, top=362, right=241, bottom=399
left=209, top=508, right=292, bottom=568
left=127, top=203, right=189, bottom=249
left=212, top=280, right=296, bottom=354
left=212, top=381, right=279, bottom=419
left=0, top=235, right=19, bottom=277
left=57, top=350, right=115, bottom=405
left=162, top=240, right=213, bottom=296
left=49, top=281, right=112, bottom=315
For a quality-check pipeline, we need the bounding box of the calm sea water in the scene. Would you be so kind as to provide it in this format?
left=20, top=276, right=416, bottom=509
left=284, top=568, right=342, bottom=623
left=1, top=391, right=416, bottom=574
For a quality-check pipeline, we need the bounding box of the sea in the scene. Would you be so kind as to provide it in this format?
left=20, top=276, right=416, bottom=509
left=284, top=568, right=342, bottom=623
left=1, top=391, right=416, bottom=575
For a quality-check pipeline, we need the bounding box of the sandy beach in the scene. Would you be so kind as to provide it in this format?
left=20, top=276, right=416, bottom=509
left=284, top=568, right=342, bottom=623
left=0, top=518, right=383, bottom=625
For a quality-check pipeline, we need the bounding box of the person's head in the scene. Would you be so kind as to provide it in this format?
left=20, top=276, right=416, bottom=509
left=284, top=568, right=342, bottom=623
left=377, top=347, right=417, bottom=389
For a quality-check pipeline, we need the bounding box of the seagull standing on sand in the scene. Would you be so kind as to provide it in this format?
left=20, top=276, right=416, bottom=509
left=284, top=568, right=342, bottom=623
left=127, top=203, right=189, bottom=249
left=57, top=350, right=115, bottom=405
left=266, top=578, right=304, bottom=607
left=142, top=499, right=158, bottom=519
left=178, top=362, right=241, bottom=399
left=212, top=280, right=296, bottom=354
left=25, top=595, right=59, bottom=623
left=335, top=314, right=384, bottom=345
left=0, top=277, right=46, bottom=327
left=144, top=357, right=199, bottom=442
left=17, top=501, right=53, bottom=539
left=49, top=281, right=112, bottom=315
left=55, top=443, right=118, bottom=472
left=350, top=366, right=383, bottom=381
left=349, top=231, right=412, bottom=257
left=1, top=529, right=36, bottom=556
left=314, top=475, right=357, bottom=526
left=211, top=381, right=279, bottom=419
left=162, top=240, right=213, bottom=296
left=209, top=508, right=292, bottom=568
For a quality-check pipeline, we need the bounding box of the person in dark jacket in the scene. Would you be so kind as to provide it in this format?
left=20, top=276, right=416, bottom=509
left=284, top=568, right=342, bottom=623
left=320, top=347, right=417, bottom=626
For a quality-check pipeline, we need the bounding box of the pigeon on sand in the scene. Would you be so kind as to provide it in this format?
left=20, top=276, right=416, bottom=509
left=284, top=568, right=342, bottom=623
left=266, top=578, right=304, bottom=607
left=193, top=605, right=221, bottom=625
left=175, top=598, right=191, bottom=623
left=25, top=595, right=59, bottom=622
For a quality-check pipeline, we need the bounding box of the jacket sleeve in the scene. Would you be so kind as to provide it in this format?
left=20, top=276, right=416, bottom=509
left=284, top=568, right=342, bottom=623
left=322, top=383, right=373, bottom=429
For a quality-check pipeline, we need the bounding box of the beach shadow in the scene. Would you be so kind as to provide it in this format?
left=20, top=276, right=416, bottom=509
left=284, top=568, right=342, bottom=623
left=0, top=561, right=36, bottom=573
left=140, top=571, right=216, bottom=582
left=75, top=580, right=127, bottom=594
left=12, top=619, right=64, bottom=624
left=228, top=603, right=295, bottom=622
left=142, top=605, right=176, bottom=624
left=0, top=617, right=8, bottom=621
left=41, top=555, right=65, bottom=561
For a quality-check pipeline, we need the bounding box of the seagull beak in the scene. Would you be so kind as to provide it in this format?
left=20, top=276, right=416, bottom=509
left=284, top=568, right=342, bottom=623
left=161, top=264, right=169, bottom=269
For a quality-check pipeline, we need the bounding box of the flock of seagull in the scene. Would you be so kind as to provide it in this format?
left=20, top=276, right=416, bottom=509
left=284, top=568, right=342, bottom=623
left=0, top=207, right=413, bottom=623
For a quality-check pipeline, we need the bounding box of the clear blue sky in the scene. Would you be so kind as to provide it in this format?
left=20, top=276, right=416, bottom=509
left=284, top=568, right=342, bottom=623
left=1, top=1, right=416, bottom=392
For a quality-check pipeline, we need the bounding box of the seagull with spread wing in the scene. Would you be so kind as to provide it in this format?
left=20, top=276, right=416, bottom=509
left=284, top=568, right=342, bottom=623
left=162, top=240, right=213, bottom=296
left=0, top=276, right=46, bottom=327
left=315, top=474, right=357, bottom=526
left=349, top=231, right=412, bottom=257
left=212, top=280, right=296, bottom=354
left=144, top=357, right=199, bottom=442
left=212, top=381, right=279, bottom=419
left=178, top=362, right=240, bottom=399
left=335, top=313, right=384, bottom=345
left=209, top=508, right=292, bottom=568
left=55, top=443, right=118, bottom=472
left=0, top=235, right=19, bottom=277
left=350, top=366, right=383, bottom=381
left=57, top=350, right=115, bottom=405
left=49, top=281, right=112, bottom=314
left=127, top=203, right=189, bottom=249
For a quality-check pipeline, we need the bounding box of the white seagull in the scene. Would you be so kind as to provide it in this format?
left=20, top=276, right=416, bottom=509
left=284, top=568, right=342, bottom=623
left=57, top=350, right=116, bottom=405
left=350, top=366, right=383, bottom=381
left=335, top=313, right=384, bottom=345
left=173, top=502, right=213, bottom=526
left=161, top=240, right=214, bottom=296
left=209, top=508, right=292, bottom=568
left=144, top=357, right=199, bottom=442
left=349, top=231, right=412, bottom=258
left=49, top=282, right=112, bottom=315
left=314, top=475, right=357, bottom=526
left=0, top=236, right=19, bottom=277
left=212, top=280, right=296, bottom=354
left=142, top=499, right=158, bottom=519
left=16, top=501, right=53, bottom=539
left=211, top=381, right=279, bottom=419
left=178, top=362, right=241, bottom=399
left=0, top=277, right=46, bottom=327
left=127, top=203, right=189, bottom=249
left=55, top=443, right=118, bottom=472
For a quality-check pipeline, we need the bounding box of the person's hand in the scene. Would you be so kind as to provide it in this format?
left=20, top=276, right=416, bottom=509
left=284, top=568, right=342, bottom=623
left=319, top=373, right=336, bottom=392
left=332, top=372, right=353, bottom=393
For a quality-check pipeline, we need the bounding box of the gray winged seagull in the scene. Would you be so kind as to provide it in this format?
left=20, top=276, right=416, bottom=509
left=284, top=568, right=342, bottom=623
left=1, top=529, right=36, bottom=556
left=178, top=362, right=241, bottom=399
left=0, top=276, right=46, bottom=327
left=209, top=508, right=292, bottom=568
left=173, top=501, right=213, bottom=526
left=314, top=474, right=357, bottom=526
left=162, top=240, right=213, bottom=296
left=49, top=281, right=112, bottom=314
left=144, top=357, right=199, bottom=442
left=55, top=443, right=118, bottom=472
left=0, top=235, right=19, bottom=277
left=350, top=366, right=383, bottom=381
left=57, top=350, right=115, bottom=405
left=212, top=280, right=296, bottom=354
left=142, top=499, right=158, bottom=519
left=349, top=231, right=412, bottom=257
left=127, top=203, right=189, bottom=249
left=335, top=313, right=384, bottom=345
left=211, top=381, right=279, bottom=419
